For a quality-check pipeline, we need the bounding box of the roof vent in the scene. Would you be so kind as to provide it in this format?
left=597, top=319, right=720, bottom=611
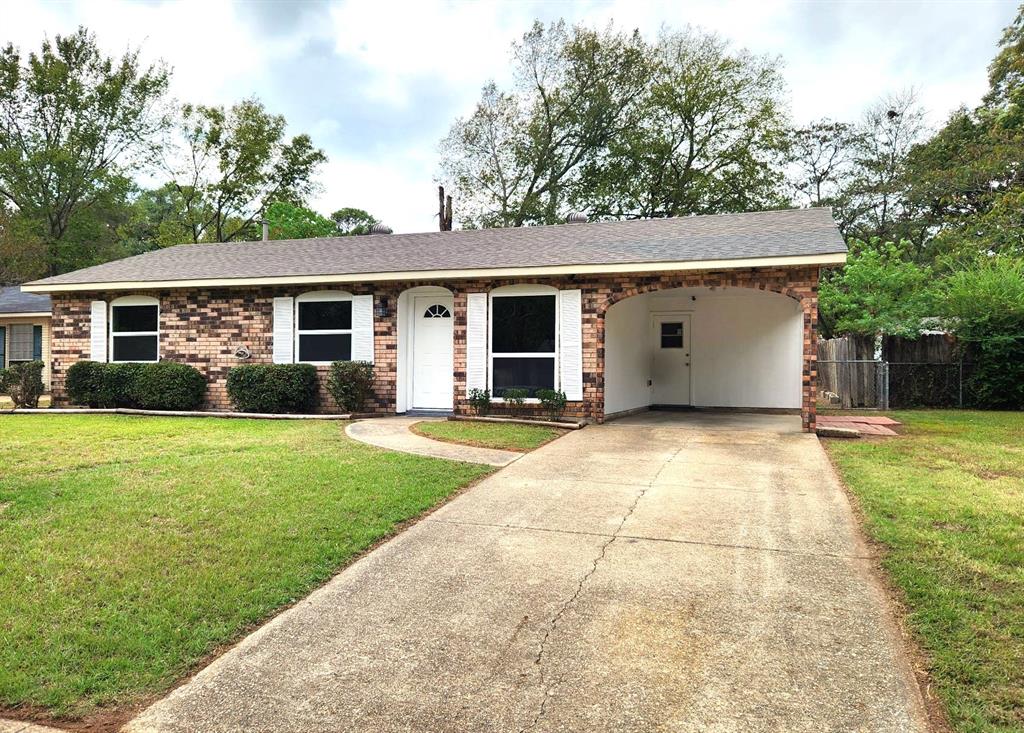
left=369, top=222, right=393, bottom=235
left=566, top=212, right=588, bottom=224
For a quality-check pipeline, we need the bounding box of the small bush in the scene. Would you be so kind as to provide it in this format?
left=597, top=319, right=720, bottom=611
left=501, top=388, right=528, bottom=416
left=0, top=361, right=45, bottom=408
left=468, top=388, right=491, bottom=415
left=226, top=363, right=318, bottom=413
left=65, top=361, right=107, bottom=407
left=326, top=361, right=374, bottom=413
left=536, top=388, right=567, bottom=419
left=133, top=362, right=206, bottom=411
left=102, top=363, right=145, bottom=407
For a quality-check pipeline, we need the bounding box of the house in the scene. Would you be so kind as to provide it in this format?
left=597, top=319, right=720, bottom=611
left=0, top=285, right=52, bottom=390
left=22, top=208, right=847, bottom=431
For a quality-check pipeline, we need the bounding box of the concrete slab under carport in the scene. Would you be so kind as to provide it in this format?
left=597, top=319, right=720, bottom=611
left=125, top=411, right=928, bottom=733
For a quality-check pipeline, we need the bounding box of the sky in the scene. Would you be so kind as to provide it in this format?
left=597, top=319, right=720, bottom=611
left=5, top=0, right=1019, bottom=233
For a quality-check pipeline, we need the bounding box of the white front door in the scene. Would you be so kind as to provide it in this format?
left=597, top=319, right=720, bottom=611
left=651, top=314, right=691, bottom=405
left=412, top=296, right=454, bottom=409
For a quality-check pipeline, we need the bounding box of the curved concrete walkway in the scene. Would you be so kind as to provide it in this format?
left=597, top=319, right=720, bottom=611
left=345, top=416, right=522, bottom=467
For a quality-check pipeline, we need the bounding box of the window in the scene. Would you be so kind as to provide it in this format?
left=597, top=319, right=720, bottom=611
left=0, top=326, right=5, bottom=367
left=660, top=322, right=684, bottom=349
left=423, top=304, right=451, bottom=318
left=111, top=296, right=159, bottom=362
left=490, top=291, right=556, bottom=398
left=296, top=292, right=352, bottom=363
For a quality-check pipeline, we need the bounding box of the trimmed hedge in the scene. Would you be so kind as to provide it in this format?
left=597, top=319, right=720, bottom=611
left=64, top=360, right=205, bottom=410
left=326, top=361, right=374, bottom=413
left=226, top=364, right=318, bottom=414
left=0, top=360, right=45, bottom=408
left=134, top=362, right=207, bottom=411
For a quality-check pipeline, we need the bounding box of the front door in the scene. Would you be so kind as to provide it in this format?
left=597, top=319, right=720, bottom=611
left=651, top=314, right=691, bottom=405
left=412, top=296, right=454, bottom=409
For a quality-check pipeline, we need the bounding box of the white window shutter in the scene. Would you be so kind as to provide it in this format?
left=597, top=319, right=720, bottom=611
left=466, top=292, right=488, bottom=395
left=351, top=295, right=374, bottom=363
left=90, top=301, right=107, bottom=362
left=559, top=289, right=583, bottom=401
left=272, top=297, right=294, bottom=363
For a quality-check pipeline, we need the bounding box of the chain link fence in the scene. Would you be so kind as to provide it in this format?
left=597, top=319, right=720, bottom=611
left=818, top=359, right=968, bottom=409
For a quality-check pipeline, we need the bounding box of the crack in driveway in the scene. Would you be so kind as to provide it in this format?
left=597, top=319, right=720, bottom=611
left=519, top=446, right=684, bottom=732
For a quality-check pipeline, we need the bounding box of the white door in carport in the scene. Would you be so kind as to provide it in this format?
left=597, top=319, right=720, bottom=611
left=650, top=314, right=691, bottom=405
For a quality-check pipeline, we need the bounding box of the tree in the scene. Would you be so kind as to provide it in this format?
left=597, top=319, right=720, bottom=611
left=265, top=201, right=336, bottom=239
left=840, top=91, right=928, bottom=244
left=439, top=21, right=651, bottom=227
left=0, top=204, right=46, bottom=283
left=940, top=254, right=1024, bottom=408
left=818, top=239, right=935, bottom=338
left=165, top=98, right=327, bottom=243
left=0, top=27, right=171, bottom=275
left=581, top=28, right=790, bottom=218
left=904, top=9, right=1024, bottom=258
left=330, top=207, right=378, bottom=236
left=787, top=120, right=861, bottom=207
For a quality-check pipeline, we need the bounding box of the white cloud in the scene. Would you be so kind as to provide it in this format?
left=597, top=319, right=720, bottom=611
left=6, top=0, right=1018, bottom=234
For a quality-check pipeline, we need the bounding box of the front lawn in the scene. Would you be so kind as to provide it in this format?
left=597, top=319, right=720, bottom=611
left=824, top=410, right=1023, bottom=733
left=411, top=419, right=565, bottom=451
left=0, top=415, right=491, bottom=721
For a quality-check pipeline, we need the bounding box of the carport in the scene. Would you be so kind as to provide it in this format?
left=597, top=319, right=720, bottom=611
left=603, top=285, right=806, bottom=419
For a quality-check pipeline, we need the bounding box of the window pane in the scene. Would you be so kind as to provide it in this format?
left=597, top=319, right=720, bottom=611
left=112, top=305, right=158, bottom=333
left=299, top=333, right=351, bottom=362
left=299, top=300, right=351, bottom=330
left=492, top=357, right=555, bottom=397
left=660, top=322, right=683, bottom=349
left=113, top=335, right=158, bottom=362
left=492, top=295, right=556, bottom=353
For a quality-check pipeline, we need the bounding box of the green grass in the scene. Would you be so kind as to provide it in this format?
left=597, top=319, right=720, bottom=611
left=0, top=415, right=492, bottom=719
left=824, top=410, right=1023, bottom=733
left=411, top=419, right=565, bottom=451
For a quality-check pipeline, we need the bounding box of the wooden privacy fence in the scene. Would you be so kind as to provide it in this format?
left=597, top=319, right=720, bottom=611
left=817, top=334, right=964, bottom=409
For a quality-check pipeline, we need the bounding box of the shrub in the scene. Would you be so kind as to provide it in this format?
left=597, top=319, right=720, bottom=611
left=133, top=362, right=206, bottom=411
left=65, top=360, right=107, bottom=407
left=467, top=388, right=491, bottom=415
left=326, top=360, right=374, bottom=413
left=226, top=363, right=318, bottom=413
left=102, top=363, right=145, bottom=407
left=501, top=388, right=528, bottom=416
left=536, top=388, right=567, bottom=419
left=0, top=360, right=45, bottom=408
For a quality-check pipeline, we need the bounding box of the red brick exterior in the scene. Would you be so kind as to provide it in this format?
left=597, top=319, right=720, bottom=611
left=49, top=265, right=819, bottom=430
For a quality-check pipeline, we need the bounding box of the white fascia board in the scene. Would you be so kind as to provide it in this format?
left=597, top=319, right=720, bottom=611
left=21, top=252, right=848, bottom=293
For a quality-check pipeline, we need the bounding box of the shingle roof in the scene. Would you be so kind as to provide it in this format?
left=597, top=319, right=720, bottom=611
left=26, top=208, right=846, bottom=289
left=0, top=285, right=52, bottom=314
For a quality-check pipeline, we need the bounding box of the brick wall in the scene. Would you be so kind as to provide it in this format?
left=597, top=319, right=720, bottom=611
left=49, top=265, right=819, bottom=430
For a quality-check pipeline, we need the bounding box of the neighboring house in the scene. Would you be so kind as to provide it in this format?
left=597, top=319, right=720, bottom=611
left=0, top=285, right=52, bottom=390
left=22, top=208, right=846, bottom=431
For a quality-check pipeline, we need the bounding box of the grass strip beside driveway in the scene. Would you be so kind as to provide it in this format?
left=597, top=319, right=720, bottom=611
left=824, top=410, right=1023, bottom=733
left=411, top=419, right=565, bottom=452
left=0, top=415, right=492, bottom=720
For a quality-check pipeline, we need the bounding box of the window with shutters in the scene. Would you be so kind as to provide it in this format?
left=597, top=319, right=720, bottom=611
left=110, top=296, right=160, bottom=362
left=490, top=287, right=557, bottom=398
left=295, top=291, right=352, bottom=363
left=8, top=324, right=37, bottom=362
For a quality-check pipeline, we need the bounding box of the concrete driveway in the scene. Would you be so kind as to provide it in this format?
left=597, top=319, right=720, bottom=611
left=126, top=412, right=928, bottom=733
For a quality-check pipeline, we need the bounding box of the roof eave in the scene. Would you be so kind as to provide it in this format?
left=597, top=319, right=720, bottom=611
left=21, top=252, right=848, bottom=294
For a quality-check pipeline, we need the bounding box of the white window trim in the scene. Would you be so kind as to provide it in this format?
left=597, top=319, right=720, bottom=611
left=294, top=290, right=353, bottom=365
left=488, top=284, right=559, bottom=404
left=109, top=295, right=160, bottom=363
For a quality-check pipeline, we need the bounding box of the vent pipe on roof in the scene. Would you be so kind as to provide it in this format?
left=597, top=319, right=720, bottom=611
left=260, top=219, right=269, bottom=241
left=369, top=222, right=393, bottom=235
left=566, top=212, right=588, bottom=224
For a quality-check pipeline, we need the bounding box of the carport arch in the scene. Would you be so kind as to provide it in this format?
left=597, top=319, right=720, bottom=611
left=592, top=276, right=818, bottom=431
